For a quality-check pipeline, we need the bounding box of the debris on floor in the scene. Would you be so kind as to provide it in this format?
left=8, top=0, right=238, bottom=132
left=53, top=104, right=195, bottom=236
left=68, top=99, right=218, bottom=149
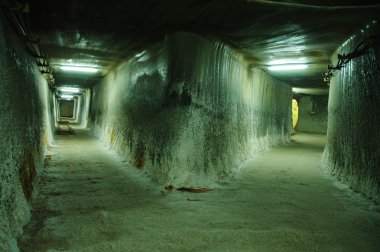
left=55, top=122, right=76, bottom=135
left=187, top=198, right=204, bottom=202
left=164, top=185, right=174, bottom=192
left=44, top=155, right=53, bottom=165
left=177, top=187, right=215, bottom=193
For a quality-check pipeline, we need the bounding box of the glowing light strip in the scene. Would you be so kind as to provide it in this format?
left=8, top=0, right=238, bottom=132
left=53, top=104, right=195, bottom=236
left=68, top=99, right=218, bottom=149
left=61, top=95, right=74, bottom=99
left=60, top=66, right=98, bottom=73
left=59, top=87, right=81, bottom=93
left=268, top=64, right=308, bottom=71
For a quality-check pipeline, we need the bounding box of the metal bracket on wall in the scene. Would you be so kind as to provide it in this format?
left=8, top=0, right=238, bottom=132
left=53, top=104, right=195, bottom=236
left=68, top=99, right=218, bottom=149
left=323, top=35, right=378, bottom=85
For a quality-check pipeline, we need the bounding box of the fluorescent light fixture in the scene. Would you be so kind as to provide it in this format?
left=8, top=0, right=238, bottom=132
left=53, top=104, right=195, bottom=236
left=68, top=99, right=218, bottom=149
left=60, top=66, right=98, bottom=73
left=61, top=95, right=74, bottom=99
left=59, top=87, right=81, bottom=93
left=292, top=87, right=329, bottom=95
left=268, top=58, right=307, bottom=65
left=268, top=64, right=308, bottom=71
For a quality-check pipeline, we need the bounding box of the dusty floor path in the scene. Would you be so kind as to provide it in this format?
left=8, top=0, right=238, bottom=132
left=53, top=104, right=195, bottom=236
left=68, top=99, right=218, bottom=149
left=19, top=131, right=380, bottom=251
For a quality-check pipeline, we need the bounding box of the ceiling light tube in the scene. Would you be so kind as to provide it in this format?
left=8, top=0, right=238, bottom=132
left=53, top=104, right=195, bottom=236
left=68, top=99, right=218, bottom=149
left=59, top=87, right=81, bottom=93
left=268, top=64, right=308, bottom=71
left=61, top=95, right=74, bottom=99
left=60, top=66, right=98, bottom=73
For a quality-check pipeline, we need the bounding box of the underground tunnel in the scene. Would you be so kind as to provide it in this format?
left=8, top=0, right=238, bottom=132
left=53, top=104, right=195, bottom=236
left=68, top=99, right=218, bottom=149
left=0, top=0, right=379, bottom=251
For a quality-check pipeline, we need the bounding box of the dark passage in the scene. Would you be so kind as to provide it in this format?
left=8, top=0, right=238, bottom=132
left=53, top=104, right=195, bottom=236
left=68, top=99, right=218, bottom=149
left=59, top=101, right=74, bottom=118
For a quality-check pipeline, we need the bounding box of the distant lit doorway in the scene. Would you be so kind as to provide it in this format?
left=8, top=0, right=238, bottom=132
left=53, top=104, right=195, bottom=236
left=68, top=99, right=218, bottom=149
left=292, top=99, right=299, bottom=129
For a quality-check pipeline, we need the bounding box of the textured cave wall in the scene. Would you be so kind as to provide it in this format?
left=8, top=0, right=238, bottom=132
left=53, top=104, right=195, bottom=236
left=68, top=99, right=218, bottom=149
left=80, top=89, right=91, bottom=128
left=323, top=34, right=380, bottom=201
left=295, top=95, right=328, bottom=134
left=0, top=15, right=53, bottom=251
left=91, top=32, right=292, bottom=186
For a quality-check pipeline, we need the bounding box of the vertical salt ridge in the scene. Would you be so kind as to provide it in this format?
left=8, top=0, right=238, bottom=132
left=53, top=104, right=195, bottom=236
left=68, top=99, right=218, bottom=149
left=323, top=29, right=380, bottom=200
left=90, top=32, right=292, bottom=187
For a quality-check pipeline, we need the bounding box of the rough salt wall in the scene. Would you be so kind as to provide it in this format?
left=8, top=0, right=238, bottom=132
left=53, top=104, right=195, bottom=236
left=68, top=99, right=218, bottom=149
left=79, top=89, right=91, bottom=128
left=295, top=95, right=328, bottom=134
left=323, top=31, right=380, bottom=201
left=91, top=32, right=292, bottom=186
left=0, top=15, right=53, bottom=251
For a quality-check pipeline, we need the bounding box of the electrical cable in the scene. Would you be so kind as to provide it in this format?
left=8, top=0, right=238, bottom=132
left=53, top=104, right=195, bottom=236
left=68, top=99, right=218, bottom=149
left=323, top=35, right=378, bottom=84
left=1, top=0, right=56, bottom=89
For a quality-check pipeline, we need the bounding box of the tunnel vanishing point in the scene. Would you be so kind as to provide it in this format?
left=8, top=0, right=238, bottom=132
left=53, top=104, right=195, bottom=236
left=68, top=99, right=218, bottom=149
left=1, top=1, right=380, bottom=251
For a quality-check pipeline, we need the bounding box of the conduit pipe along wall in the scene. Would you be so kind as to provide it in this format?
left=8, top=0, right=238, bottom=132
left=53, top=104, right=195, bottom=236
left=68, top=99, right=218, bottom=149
left=0, top=14, right=53, bottom=251
left=323, top=28, right=380, bottom=201
left=91, top=32, right=292, bottom=186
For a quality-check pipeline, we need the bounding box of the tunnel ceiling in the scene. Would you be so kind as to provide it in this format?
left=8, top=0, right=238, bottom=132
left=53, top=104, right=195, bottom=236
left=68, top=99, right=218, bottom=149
left=15, top=0, right=380, bottom=88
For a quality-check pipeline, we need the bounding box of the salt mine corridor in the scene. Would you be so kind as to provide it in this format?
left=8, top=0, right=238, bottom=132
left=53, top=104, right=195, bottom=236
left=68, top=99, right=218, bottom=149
left=0, top=1, right=379, bottom=251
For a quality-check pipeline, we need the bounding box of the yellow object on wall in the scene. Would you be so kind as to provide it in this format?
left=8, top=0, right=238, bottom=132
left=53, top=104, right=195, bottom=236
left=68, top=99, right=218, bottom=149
left=292, top=99, right=299, bottom=129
